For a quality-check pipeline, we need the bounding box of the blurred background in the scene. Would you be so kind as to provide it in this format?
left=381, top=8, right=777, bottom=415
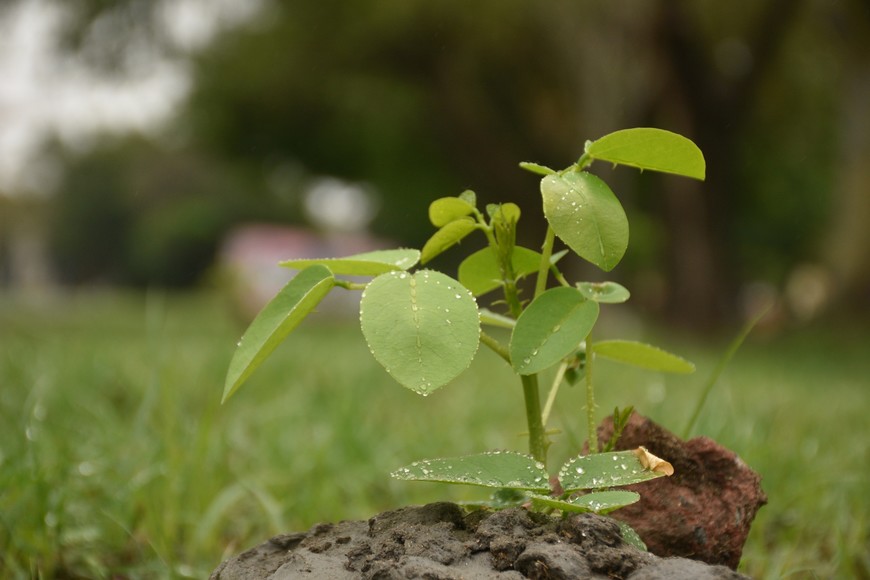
left=1, top=1, right=869, bottom=578
left=1, top=0, right=868, bottom=330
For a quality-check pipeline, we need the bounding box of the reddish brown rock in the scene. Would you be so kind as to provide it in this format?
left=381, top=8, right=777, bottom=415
left=598, top=412, right=767, bottom=569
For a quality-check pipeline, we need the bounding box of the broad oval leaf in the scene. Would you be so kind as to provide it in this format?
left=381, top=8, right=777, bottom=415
left=541, top=171, right=628, bottom=271
left=558, top=450, right=665, bottom=492
left=530, top=490, right=640, bottom=514
left=280, top=248, right=420, bottom=276
left=429, top=197, right=476, bottom=227
left=421, top=218, right=477, bottom=264
left=510, top=287, right=599, bottom=375
left=593, top=340, right=695, bottom=374
left=576, top=281, right=631, bottom=303
left=223, top=265, right=335, bottom=403
left=458, top=246, right=542, bottom=296
left=391, top=451, right=550, bottom=492
left=586, top=128, right=706, bottom=180
left=360, top=270, right=480, bottom=395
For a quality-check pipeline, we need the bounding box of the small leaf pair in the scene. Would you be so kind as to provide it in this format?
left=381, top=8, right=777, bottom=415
left=392, top=447, right=674, bottom=515
left=535, top=128, right=705, bottom=272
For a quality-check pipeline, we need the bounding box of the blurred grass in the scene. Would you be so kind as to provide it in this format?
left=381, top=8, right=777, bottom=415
left=0, top=290, right=867, bottom=579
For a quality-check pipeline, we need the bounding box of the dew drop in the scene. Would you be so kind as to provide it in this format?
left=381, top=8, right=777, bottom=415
left=455, top=294, right=462, bottom=299
left=575, top=467, right=584, bottom=475
left=523, top=358, right=531, bottom=365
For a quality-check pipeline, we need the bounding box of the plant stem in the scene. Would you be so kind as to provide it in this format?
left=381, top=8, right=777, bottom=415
left=334, top=280, right=368, bottom=291
left=479, top=331, right=511, bottom=364
left=535, top=226, right=556, bottom=299
left=541, top=361, right=568, bottom=428
left=584, top=330, right=598, bottom=453
left=521, top=373, right=548, bottom=464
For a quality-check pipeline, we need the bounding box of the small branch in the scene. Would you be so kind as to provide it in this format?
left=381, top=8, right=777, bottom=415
left=334, top=280, right=368, bottom=291
left=585, top=331, right=598, bottom=453
left=479, top=331, right=511, bottom=365
left=541, top=361, right=568, bottom=428
left=535, top=227, right=556, bottom=299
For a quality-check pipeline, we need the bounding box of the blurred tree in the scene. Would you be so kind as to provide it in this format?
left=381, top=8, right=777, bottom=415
left=47, top=137, right=296, bottom=286
left=20, top=0, right=870, bottom=327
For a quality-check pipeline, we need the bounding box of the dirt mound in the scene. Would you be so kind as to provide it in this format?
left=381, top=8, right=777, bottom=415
left=211, top=502, right=750, bottom=579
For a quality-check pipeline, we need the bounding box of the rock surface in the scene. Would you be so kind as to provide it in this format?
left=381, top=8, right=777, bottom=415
left=597, top=412, right=767, bottom=569
left=211, top=502, right=751, bottom=579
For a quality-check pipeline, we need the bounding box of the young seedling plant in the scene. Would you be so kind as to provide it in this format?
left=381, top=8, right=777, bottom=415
left=222, top=128, right=705, bottom=535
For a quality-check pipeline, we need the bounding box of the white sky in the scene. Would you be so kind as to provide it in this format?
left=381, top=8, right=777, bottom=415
left=0, top=0, right=264, bottom=196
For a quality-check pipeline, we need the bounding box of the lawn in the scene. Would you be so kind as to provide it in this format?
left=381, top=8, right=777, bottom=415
left=0, top=290, right=867, bottom=579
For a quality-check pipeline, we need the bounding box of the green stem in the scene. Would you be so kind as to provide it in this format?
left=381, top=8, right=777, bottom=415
left=535, top=226, right=556, bottom=299
left=479, top=331, right=511, bottom=365
left=334, top=280, right=368, bottom=291
left=521, top=373, right=548, bottom=464
left=585, top=330, right=598, bottom=453
left=541, top=361, right=568, bottom=428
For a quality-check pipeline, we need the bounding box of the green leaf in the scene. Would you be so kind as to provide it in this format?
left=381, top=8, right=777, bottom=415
left=593, top=340, right=695, bottom=374
left=576, top=281, right=631, bottom=304
left=510, top=287, right=599, bottom=375
left=421, top=218, right=477, bottom=264
left=541, top=171, right=628, bottom=271
left=223, top=265, right=335, bottom=403
left=458, top=246, right=542, bottom=296
left=458, top=189, right=477, bottom=207
left=391, top=451, right=550, bottom=492
left=493, top=202, right=521, bottom=224
left=360, top=270, right=480, bottom=395
left=586, top=127, right=706, bottom=180
left=429, top=197, right=476, bottom=227
left=530, top=490, right=640, bottom=514
left=280, top=248, right=420, bottom=276
left=558, top=450, right=663, bottom=492
left=519, top=161, right=556, bottom=176
left=617, top=521, right=647, bottom=551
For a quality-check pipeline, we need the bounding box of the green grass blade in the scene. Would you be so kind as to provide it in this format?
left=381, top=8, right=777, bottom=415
left=223, top=265, right=335, bottom=402
left=682, top=304, right=772, bottom=439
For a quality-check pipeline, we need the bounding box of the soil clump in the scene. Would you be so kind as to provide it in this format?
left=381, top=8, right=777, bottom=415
left=211, top=502, right=750, bottom=579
